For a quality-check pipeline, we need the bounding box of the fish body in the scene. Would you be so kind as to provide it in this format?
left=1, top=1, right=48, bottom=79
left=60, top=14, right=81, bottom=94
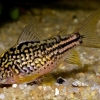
left=0, top=33, right=82, bottom=84
left=0, top=9, right=100, bottom=84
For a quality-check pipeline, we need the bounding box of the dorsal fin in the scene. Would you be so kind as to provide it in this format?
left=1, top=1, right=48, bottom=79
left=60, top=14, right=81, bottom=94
left=17, top=19, right=42, bottom=44
left=58, top=30, right=68, bottom=35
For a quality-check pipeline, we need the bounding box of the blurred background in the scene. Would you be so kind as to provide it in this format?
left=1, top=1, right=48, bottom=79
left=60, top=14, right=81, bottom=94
left=0, top=0, right=100, bottom=55
left=0, top=0, right=100, bottom=24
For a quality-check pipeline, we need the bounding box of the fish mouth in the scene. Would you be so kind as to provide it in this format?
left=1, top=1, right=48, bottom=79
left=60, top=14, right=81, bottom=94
left=0, top=74, right=25, bottom=84
left=0, top=77, right=16, bottom=84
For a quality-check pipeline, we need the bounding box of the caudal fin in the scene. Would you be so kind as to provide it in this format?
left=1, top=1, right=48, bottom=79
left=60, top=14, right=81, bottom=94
left=74, top=9, right=100, bottom=48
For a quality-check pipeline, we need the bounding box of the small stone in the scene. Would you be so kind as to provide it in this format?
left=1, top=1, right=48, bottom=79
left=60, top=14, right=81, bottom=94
left=19, top=84, right=27, bottom=90
left=56, top=77, right=65, bottom=84
left=55, top=88, right=59, bottom=96
left=72, top=80, right=89, bottom=87
left=0, top=93, right=5, bottom=99
left=91, top=91, right=96, bottom=96
left=72, top=15, right=78, bottom=23
left=38, top=86, right=43, bottom=90
left=70, top=93, right=74, bottom=99
left=98, top=88, right=100, bottom=94
left=12, top=84, right=18, bottom=88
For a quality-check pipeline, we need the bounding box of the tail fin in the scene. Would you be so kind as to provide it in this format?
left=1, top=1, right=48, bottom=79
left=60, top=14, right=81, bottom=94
left=74, top=9, right=100, bottom=48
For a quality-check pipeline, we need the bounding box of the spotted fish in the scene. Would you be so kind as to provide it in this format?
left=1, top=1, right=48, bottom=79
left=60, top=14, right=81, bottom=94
left=0, top=9, right=100, bottom=84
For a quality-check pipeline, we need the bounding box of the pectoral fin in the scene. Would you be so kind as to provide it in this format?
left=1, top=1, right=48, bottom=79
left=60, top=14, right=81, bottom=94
left=64, top=49, right=82, bottom=67
left=15, top=73, right=41, bottom=84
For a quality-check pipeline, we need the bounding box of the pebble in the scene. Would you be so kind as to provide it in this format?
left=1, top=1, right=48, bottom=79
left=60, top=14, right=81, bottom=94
left=0, top=93, right=5, bottom=99
left=55, top=88, right=59, bottom=96
left=18, top=84, right=27, bottom=90
left=38, top=86, right=43, bottom=90
left=56, top=77, right=65, bottom=84
left=70, top=93, right=74, bottom=99
left=72, top=80, right=89, bottom=87
left=12, top=84, right=18, bottom=88
left=91, top=91, right=96, bottom=96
